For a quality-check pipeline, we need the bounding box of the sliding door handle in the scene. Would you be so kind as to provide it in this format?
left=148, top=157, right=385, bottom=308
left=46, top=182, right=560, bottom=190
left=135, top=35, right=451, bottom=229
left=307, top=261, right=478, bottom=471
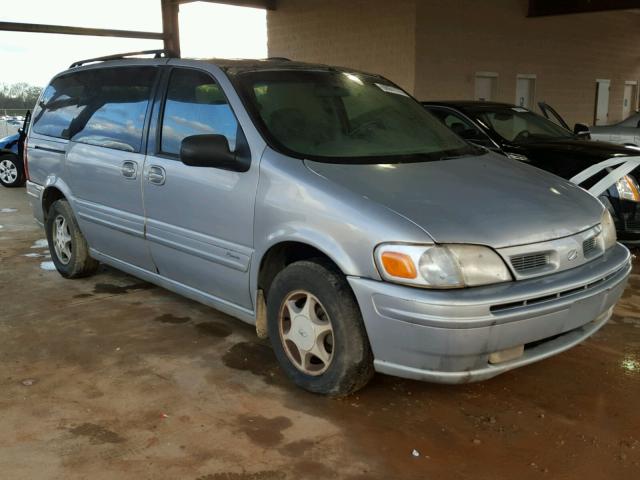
left=147, top=165, right=166, bottom=185
left=121, top=161, right=138, bottom=179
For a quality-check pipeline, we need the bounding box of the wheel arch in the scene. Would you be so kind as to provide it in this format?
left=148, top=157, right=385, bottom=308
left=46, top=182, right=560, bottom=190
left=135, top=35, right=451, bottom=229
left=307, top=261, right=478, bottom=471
left=252, top=236, right=359, bottom=339
left=257, top=241, right=345, bottom=298
left=41, top=180, right=74, bottom=222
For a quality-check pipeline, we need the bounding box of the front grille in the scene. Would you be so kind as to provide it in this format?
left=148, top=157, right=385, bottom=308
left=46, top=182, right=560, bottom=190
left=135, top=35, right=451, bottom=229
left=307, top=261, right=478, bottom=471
left=510, top=252, right=550, bottom=273
left=582, top=236, right=599, bottom=257
left=626, top=219, right=640, bottom=231
left=490, top=264, right=628, bottom=314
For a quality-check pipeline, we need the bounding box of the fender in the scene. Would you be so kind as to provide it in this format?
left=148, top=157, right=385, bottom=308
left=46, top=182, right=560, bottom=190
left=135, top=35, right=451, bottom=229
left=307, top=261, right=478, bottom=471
left=0, top=148, right=17, bottom=157
left=249, top=226, right=361, bottom=304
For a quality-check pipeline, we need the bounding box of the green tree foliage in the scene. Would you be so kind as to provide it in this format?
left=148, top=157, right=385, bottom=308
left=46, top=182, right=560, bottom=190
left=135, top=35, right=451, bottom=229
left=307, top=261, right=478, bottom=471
left=0, top=83, right=42, bottom=112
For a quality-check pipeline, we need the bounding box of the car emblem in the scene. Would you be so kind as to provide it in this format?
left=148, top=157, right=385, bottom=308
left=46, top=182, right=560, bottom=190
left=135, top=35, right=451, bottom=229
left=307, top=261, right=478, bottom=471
left=567, top=249, right=579, bottom=261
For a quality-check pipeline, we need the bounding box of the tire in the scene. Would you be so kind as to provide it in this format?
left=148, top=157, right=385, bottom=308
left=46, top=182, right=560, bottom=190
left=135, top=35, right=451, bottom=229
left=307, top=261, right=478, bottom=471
left=45, top=199, right=99, bottom=278
left=267, top=259, right=374, bottom=396
left=0, top=154, right=24, bottom=188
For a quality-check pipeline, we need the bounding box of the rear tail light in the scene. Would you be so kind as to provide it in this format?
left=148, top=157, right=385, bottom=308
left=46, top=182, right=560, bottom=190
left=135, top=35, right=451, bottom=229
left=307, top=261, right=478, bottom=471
left=23, top=137, right=29, bottom=181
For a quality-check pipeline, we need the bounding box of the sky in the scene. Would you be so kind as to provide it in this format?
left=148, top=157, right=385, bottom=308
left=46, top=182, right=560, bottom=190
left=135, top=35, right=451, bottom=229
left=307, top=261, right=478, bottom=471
left=0, top=0, right=268, bottom=87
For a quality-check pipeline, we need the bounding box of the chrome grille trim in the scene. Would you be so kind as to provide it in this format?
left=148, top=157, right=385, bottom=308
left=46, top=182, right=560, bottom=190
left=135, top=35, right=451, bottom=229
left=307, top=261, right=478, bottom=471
left=510, top=252, right=550, bottom=273
left=497, top=225, right=604, bottom=280
left=582, top=236, right=599, bottom=257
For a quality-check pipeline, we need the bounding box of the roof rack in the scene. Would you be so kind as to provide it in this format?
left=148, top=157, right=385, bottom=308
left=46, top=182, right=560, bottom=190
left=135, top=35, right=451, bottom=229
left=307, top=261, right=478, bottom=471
left=69, top=49, right=169, bottom=68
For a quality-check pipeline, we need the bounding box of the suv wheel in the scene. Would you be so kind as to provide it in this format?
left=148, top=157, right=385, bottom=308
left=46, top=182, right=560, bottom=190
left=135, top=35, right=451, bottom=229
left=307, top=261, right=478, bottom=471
left=267, top=259, right=374, bottom=396
left=45, top=199, right=99, bottom=278
left=0, top=154, right=24, bottom=188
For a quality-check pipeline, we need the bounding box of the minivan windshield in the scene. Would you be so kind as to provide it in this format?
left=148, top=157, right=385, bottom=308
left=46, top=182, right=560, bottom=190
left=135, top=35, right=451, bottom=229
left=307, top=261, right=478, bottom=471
left=237, top=70, right=476, bottom=163
left=467, top=106, right=574, bottom=144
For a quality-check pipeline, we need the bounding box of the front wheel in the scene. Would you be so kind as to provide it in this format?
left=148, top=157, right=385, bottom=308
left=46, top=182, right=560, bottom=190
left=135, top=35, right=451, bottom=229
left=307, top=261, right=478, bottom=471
left=0, top=154, right=24, bottom=187
left=267, top=259, right=374, bottom=396
left=45, top=199, right=99, bottom=278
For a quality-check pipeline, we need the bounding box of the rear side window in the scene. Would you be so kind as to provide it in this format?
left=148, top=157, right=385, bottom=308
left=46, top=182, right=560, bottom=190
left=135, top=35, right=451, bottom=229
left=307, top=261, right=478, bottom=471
left=160, top=69, right=239, bottom=155
left=32, top=67, right=156, bottom=152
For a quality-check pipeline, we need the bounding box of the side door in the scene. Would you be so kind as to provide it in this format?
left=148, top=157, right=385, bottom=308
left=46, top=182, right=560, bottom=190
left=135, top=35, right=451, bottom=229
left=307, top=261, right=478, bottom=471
left=538, top=101, right=571, bottom=130
left=64, top=66, right=158, bottom=271
left=142, top=66, right=258, bottom=310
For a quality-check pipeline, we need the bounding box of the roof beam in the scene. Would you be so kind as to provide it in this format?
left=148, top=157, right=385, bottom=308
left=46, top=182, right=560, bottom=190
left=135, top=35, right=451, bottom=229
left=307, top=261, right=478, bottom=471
left=528, top=0, right=640, bottom=17
left=177, top=0, right=276, bottom=10
left=0, top=21, right=164, bottom=40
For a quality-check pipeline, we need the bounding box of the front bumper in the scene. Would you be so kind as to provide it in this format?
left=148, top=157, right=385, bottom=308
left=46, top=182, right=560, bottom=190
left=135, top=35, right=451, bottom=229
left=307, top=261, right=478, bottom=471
left=348, top=243, right=632, bottom=384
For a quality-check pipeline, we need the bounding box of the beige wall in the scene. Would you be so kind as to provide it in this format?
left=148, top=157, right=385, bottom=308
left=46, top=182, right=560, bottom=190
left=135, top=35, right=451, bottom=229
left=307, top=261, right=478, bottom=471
left=414, top=0, right=640, bottom=126
left=267, top=0, right=417, bottom=92
left=267, top=0, right=640, bottom=127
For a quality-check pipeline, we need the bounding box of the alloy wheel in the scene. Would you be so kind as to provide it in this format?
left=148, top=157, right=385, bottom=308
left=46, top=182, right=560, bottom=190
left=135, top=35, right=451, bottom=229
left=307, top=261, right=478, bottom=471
left=52, top=214, right=73, bottom=265
left=278, top=290, right=335, bottom=375
left=0, top=159, right=18, bottom=184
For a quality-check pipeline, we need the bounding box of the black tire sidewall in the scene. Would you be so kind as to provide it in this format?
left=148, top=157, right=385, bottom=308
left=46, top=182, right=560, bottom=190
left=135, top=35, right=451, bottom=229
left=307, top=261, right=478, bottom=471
left=0, top=154, right=24, bottom=187
left=267, top=260, right=373, bottom=396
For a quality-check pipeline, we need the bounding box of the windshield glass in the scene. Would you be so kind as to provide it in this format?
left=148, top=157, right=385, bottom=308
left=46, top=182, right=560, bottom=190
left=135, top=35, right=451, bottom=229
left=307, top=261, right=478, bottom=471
left=236, top=70, right=474, bottom=163
left=468, top=106, right=573, bottom=144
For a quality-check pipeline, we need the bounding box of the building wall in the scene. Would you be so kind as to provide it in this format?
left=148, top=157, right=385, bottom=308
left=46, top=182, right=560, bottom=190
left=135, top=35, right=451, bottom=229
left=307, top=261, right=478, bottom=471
left=267, top=0, right=417, bottom=93
left=414, top=0, right=640, bottom=126
left=267, top=0, right=640, bottom=127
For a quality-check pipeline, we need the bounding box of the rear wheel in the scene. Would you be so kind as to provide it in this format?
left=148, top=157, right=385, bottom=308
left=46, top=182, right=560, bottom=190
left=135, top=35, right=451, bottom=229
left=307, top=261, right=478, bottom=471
left=0, top=154, right=24, bottom=188
left=267, top=259, right=374, bottom=396
left=45, top=199, right=99, bottom=278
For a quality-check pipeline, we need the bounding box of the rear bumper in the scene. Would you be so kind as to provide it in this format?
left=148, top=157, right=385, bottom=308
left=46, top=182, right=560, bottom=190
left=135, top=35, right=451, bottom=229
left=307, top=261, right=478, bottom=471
left=348, top=243, right=631, bottom=384
left=26, top=180, right=44, bottom=226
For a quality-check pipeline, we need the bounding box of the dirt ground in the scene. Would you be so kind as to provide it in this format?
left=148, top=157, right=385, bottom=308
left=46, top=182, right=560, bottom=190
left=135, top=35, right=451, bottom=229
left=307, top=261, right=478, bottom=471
left=0, top=186, right=639, bottom=480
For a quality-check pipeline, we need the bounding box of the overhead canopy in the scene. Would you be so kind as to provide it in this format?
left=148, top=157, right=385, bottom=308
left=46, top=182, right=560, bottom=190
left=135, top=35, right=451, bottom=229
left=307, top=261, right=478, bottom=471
left=528, top=0, right=640, bottom=17
left=0, top=0, right=277, bottom=59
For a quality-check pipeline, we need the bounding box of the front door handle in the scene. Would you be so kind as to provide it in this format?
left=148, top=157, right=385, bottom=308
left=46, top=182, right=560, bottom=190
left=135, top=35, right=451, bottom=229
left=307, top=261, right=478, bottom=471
left=121, top=161, right=138, bottom=179
left=147, top=165, right=166, bottom=185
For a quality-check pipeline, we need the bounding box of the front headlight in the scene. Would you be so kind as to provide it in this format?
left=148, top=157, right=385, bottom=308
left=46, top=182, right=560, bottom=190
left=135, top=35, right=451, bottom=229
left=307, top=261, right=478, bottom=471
left=614, top=175, right=640, bottom=202
left=601, top=209, right=617, bottom=250
left=374, top=243, right=512, bottom=289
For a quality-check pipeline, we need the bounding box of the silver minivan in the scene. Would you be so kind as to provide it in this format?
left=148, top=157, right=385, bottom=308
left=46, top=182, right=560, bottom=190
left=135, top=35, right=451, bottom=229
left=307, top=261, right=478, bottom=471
left=26, top=55, right=631, bottom=395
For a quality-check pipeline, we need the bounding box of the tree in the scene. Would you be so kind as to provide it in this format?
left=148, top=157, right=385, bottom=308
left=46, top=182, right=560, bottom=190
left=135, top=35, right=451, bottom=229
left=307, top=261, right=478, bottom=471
left=0, top=82, right=43, bottom=114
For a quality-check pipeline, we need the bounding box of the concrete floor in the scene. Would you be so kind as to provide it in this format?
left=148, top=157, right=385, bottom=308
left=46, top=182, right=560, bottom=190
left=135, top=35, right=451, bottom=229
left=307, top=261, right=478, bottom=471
left=0, top=186, right=639, bottom=480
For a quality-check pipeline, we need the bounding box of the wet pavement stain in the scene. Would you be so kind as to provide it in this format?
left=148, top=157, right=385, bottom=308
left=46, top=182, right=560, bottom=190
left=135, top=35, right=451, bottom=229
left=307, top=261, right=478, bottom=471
left=195, top=321, right=232, bottom=337
left=68, top=423, right=125, bottom=444
left=93, top=282, right=155, bottom=295
left=155, top=313, right=192, bottom=324
left=196, top=472, right=285, bottom=480
left=278, top=438, right=316, bottom=457
left=292, top=460, right=336, bottom=478
left=235, top=415, right=293, bottom=448
left=221, top=342, right=285, bottom=384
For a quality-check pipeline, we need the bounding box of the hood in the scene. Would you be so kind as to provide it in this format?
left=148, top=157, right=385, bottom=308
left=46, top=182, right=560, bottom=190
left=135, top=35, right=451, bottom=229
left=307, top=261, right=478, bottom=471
left=305, top=153, right=603, bottom=249
left=0, top=133, right=19, bottom=149
left=515, top=138, right=635, bottom=160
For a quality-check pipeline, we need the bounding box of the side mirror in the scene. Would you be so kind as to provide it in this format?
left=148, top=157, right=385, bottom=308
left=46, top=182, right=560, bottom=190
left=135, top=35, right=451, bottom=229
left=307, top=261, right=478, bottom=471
left=636, top=120, right=640, bottom=128
left=573, top=123, right=590, bottom=138
left=180, top=134, right=250, bottom=172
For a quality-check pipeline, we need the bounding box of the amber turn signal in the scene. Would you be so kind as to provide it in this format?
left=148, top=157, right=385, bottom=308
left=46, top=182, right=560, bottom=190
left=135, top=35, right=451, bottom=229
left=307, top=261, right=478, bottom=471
left=380, top=251, right=418, bottom=279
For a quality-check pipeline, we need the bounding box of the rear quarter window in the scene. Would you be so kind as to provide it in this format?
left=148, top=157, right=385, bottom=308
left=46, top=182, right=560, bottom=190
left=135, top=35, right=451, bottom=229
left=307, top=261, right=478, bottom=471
left=32, top=67, right=156, bottom=152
